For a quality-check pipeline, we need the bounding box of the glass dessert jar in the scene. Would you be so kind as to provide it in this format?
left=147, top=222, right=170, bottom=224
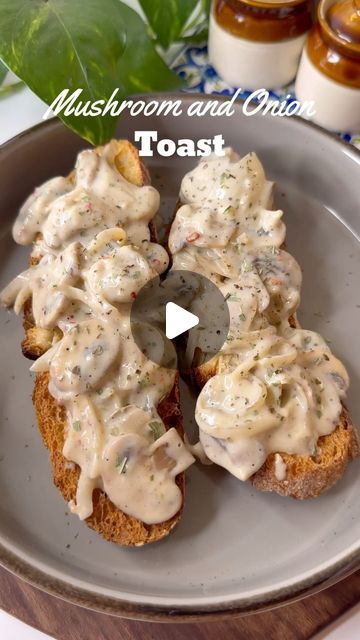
left=208, top=0, right=313, bottom=89
left=295, top=0, right=360, bottom=131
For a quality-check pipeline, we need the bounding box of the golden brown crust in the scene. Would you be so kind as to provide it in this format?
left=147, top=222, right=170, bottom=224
left=191, top=358, right=216, bottom=390
left=20, top=140, right=185, bottom=545
left=33, top=372, right=184, bottom=546
left=251, top=407, right=359, bottom=499
left=22, top=298, right=62, bottom=359
left=113, top=140, right=151, bottom=187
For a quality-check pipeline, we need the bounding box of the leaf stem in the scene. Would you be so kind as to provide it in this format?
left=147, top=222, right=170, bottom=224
left=0, top=81, right=24, bottom=99
left=181, top=0, right=207, bottom=38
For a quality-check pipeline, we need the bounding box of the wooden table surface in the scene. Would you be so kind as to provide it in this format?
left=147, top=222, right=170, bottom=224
left=1, top=566, right=360, bottom=640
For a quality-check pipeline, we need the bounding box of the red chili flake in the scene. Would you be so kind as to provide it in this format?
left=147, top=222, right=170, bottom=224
left=152, top=258, right=161, bottom=267
left=186, top=232, right=201, bottom=243
left=130, top=291, right=137, bottom=299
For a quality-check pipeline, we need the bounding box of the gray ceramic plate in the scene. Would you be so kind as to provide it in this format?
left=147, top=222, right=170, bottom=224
left=1, top=94, right=360, bottom=621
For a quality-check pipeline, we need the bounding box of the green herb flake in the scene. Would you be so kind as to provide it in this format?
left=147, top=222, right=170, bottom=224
left=139, top=374, right=151, bottom=388
left=116, top=455, right=128, bottom=474
left=316, top=409, right=322, bottom=419
left=242, top=260, right=252, bottom=273
left=92, top=345, right=104, bottom=356
left=270, top=246, right=280, bottom=256
left=72, top=420, right=81, bottom=432
left=148, top=420, right=163, bottom=441
left=239, top=313, right=246, bottom=322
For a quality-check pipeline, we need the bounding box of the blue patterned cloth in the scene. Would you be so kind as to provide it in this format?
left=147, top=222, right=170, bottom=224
left=173, top=45, right=360, bottom=149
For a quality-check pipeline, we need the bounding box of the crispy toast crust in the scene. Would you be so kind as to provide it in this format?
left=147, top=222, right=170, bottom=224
left=192, top=318, right=359, bottom=499
left=33, top=371, right=184, bottom=546
left=251, top=406, right=359, bottom=499
left=22, top=140, right=185, bottom=544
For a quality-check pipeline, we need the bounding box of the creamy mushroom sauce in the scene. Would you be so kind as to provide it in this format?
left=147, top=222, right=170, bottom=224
left=169, top=149, right=349, bottom=481
left=1, top=141, right=194, bottom=524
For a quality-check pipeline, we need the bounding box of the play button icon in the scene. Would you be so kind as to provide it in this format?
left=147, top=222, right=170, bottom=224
left=130, top=270, right=230, bottom=371
left=165, top=302, right=199, bottom=340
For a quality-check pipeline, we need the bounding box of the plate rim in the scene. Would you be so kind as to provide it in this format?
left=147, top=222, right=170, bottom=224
left=1, top=542, right=359, bottom=621
left=1, top=96, right=359, bottom=619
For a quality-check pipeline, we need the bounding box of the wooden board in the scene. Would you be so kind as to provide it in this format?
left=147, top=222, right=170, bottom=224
left=1, top=566, right=360, bottom=639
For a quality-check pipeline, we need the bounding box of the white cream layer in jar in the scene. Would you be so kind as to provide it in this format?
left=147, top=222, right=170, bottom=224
left=209, top=12, right=307, bottom=89
left=295, top=48, right=360, bottom=131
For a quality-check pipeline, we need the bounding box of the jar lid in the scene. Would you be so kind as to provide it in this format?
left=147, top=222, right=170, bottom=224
left=328, top=0, right=360, bottom=43
left=240, top=0, right=308, bottom=7
left=319, top=0, right=360, bottom=57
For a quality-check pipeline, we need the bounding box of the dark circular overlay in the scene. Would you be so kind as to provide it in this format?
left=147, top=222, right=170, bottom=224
left=130, top=270, right=230, bottom=371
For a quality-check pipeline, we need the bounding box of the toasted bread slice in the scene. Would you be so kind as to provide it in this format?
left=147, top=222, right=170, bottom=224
left=193, top=358, right=358, bottom=498
left=20, top=140, right=185, bottom=545
left=176, top=186, right=359, bottom=500
left=33, top=371, right=184, bottom=545
left=251, top=406, right=359, bottom=499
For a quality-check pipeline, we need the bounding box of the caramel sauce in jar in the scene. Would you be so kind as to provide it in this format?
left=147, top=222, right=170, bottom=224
left=295, top=0, right=360, bottom=130
left=214, top=0, right=312, bottom=43
left=307, top=0, right=360, bottom=88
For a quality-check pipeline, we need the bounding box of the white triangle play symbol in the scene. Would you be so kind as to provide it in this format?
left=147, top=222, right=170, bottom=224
left=165, top=302, right=199, bottom=340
